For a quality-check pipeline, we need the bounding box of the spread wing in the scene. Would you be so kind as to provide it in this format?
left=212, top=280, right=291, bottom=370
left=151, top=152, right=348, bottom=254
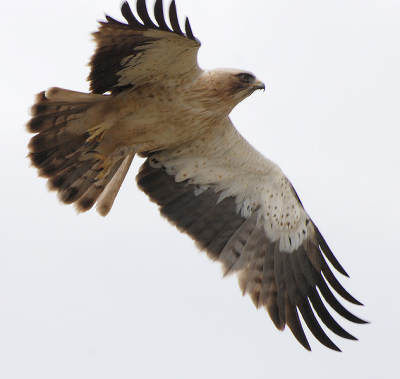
left=136, top=117, right=367, bottom=351
left=89, top=0, right=201, bottom=94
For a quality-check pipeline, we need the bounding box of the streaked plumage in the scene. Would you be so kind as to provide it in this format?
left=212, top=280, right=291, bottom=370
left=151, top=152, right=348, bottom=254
left=26, top=0, right=366, bottom=351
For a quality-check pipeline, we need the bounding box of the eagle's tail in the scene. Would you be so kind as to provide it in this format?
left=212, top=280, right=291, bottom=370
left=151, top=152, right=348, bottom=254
left=27, top=88, right=134, bottom=216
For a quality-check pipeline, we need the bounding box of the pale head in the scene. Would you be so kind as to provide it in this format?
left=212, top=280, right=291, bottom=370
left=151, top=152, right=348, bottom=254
left=193, top=68, right=265, bottom=115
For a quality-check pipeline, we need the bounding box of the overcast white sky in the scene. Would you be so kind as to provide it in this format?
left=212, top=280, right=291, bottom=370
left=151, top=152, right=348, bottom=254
left=1, top=0, right=400, bottom=378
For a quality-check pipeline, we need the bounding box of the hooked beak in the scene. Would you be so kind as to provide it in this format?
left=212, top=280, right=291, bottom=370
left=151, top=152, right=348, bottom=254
left=253, top=80, right=265, bottom=91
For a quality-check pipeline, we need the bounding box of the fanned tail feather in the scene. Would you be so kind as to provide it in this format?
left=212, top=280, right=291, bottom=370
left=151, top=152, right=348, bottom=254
left=27, top=88, right=133, bottom=214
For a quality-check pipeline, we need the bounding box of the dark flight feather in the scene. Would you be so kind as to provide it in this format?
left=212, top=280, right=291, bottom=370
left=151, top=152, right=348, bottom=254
left=137, top=156, right=367, bottom=351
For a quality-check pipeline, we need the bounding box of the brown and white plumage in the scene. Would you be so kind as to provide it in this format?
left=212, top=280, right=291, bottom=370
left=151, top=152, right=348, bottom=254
left=26, top=0, right=366, bottom=351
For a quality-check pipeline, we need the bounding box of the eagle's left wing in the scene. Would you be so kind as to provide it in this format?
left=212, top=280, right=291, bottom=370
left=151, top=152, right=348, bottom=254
left=89, top=0, right=201, bottom=94
left=136, top=117, right=367, bottom=351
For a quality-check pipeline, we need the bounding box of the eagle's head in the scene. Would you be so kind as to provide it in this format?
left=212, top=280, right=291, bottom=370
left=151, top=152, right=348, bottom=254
left=197, top=68, right=265, bottom=115
left=227, top=70, right=265, bottom=96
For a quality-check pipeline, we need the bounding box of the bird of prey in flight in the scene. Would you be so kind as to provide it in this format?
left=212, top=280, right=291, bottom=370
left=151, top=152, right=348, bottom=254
left=27, top=0, right=366, bottom=351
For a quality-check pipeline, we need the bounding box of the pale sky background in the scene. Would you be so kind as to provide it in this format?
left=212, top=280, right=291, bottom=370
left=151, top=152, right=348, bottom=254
left=1, top=0, right=399, bottom=378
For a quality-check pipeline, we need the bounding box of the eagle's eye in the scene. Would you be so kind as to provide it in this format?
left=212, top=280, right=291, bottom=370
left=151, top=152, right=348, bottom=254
left=237, top=73, right=255, bottom=84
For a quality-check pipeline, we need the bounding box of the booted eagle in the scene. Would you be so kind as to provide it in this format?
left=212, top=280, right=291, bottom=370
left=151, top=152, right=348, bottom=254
left=27, top=0, right=366, bottom=351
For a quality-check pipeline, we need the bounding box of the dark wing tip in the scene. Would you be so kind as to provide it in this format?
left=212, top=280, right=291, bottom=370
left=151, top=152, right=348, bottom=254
left=308, top=288, right=358, bottom=340
left=317, top=276, right=367, bottom=324
left=298, top=301, right=342, bottom=352
left=117, top=1, right=197, bottom=41
left=154, top=0, right=172, bottom=32
left=321, top=260, right=364, bottom=306
left=104, top=15, right=126, bottom=26
left=168, top=0, right=183, bottom=35
left=285, top=302, right=312, bottom=351
left=185, top=17, right=198, bottom=42
left=315, top=226, right=349, bottom=277
left=137, top=0, right=157, bottom=28
left=121, top=1, right=144, bottom=28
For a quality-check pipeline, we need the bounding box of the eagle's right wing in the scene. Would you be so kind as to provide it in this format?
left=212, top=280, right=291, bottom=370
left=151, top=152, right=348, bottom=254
left=89, top=0, right=201, bottom=94
left=136, top=117, right=367, bottom=351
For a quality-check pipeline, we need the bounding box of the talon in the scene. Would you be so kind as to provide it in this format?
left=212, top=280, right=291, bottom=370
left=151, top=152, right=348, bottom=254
left=83, top=140, right=100, bottom=149
left=86, top=124, right=107, bottom=144
left=93, top=153, right=112, bottom=180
